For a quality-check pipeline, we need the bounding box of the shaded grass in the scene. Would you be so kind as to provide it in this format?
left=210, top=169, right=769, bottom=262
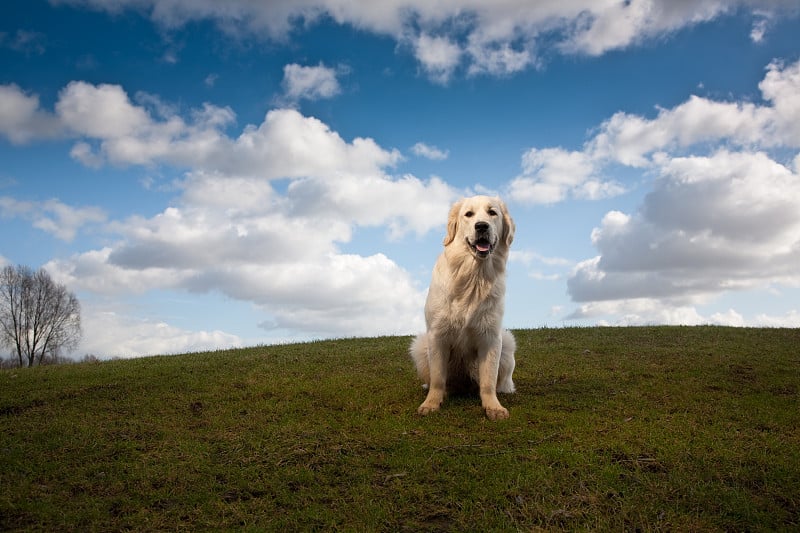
left=1, top=327, right=799, bottom=531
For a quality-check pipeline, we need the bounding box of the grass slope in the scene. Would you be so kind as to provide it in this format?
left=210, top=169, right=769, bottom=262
left=1, top=327, right=799, bottom=531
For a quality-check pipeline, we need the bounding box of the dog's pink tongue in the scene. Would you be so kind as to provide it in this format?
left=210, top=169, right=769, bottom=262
left=476, top=243, right=490, bottom=252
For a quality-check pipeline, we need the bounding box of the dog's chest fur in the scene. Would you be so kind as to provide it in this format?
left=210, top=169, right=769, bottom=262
left=428, top=247, right=506, bottom=338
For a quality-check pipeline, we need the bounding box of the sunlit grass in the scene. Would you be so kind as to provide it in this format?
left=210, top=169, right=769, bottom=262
left=1, top=327, right=798, bottom=530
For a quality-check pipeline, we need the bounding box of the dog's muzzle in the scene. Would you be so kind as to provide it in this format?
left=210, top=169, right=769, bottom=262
left=469, top=222, right=495, bottom=258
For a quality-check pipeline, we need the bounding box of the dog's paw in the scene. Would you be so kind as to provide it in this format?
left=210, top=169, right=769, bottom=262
left=417, top=402, right=440, bottom=416
left=485, top=406, right=509, bottom=421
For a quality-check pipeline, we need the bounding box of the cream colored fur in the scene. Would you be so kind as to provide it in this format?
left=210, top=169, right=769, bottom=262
left=410, top=195, right=516, bottom=420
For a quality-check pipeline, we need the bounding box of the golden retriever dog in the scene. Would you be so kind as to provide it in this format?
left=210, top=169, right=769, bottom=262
left=410, top=195, right=516, bottom=420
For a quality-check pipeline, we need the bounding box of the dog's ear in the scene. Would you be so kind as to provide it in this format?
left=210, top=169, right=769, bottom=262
left=499, top=199, right=515, bottom=247
left=443, top=200, right=462, bottom=246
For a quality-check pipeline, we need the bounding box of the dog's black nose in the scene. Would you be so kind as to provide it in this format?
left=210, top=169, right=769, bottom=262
left=475, top=221, right=490, bottom=232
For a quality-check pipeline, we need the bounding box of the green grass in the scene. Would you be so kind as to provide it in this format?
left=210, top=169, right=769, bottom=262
left=1, top=327, right=799, bottom=531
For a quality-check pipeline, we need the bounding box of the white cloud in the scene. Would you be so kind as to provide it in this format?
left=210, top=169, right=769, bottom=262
left=567, top=158, right=800, bottom=319
left=568, top=150, right=800, bottom=304
left=588, top=97, right=771, bottom=167
left=559, top=0, right=653, bottom=56
left=56, top=81, right=151, bottom=138
left=752, top=309, right=800, bottom=328
left=510, top=249, right=572, bottom=268
left=587, top=60, right=800, bottom=168
left=2, top=80, right=397, bottom=180
left=750, top=12, right=772, bottom=43
left=507, top=147, right=624, bottom=204
left=223, top=108, right=400, bottom=180
left=287, top=173, right=454, bottom=239
left=26, top=81, right=455, bottom=344
left=411, top=142, right=449, bottom=160
left=69, top=141, right=104, bottom=168
left=54, top=1, right=800, bottom=82
left=204, top=73, right=219, bottom=87
left=565, top=300, right=800, bottom=328
left=567, top=299, right=709, bottom=326
left=281, top=63, right=342, bottom=103
left=78, top=307, right=243, bottom=358
left=50, top=81, right=240, bottom=168
left=188, top=253, right=426, bottom=338
left=414, top=33, right=461, bottom=84
left=510, top=249, right=573, bottom=282
left=0, top=84, right=63, bottom=143
left=47, top=188, right=432, bottom=339
left=513, top=58, right=800, bottom=206
left=759, top=59, right=800, bottom=143
left=531, top=58, right=800, bottom=324
left=46, top=247, right=192, bottom=295
left=557, top=0, right=736, bottom=56
left=0, top=196, right=107, bottom=242
left=466, top=34, right=533, bottom=77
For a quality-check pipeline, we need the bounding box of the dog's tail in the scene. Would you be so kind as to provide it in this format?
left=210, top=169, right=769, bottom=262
left=497, top=329, right=517, bottom=394
left=409, top=333, right=430, bottom=387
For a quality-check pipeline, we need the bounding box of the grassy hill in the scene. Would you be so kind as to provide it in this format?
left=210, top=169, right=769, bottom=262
left=1, top=327, right=798, bottom=531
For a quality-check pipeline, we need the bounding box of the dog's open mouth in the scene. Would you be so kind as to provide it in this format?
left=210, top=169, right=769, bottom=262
left=469, top=237, right=494, bottom=258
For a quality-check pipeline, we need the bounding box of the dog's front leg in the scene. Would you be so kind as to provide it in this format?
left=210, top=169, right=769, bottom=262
left=478, top=338, right=509, bottom=420
left=417, top=337, right=447, bottom=415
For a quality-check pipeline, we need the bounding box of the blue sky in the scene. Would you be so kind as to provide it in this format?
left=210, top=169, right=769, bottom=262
left=2, top=0, right=800, bottom=358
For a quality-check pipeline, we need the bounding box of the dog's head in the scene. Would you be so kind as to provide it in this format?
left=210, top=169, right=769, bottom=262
left=443, top=196, right=514, bottom=259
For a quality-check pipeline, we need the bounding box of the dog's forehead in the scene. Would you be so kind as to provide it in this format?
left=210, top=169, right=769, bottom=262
left=461, top=196, right=501, bottom=214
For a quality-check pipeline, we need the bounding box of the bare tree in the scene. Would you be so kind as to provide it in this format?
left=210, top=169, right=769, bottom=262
left=0, top=265, right=81, bottom=367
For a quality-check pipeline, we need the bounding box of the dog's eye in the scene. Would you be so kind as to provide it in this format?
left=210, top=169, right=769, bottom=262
left=487, top=208, right=498, bottom=216
left=464, top=211, right=474, bottom=218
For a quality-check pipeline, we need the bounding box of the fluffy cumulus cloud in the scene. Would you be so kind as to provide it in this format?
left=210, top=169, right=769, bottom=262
left=79, top=307, right=243, bottom=358
left=0, top=80, right=401, bottom=177
left=56, top=81, right=152, bottom=139
left=53, top=0, right=799, bottom=81
left=86, top=86, right=231, bottom=169
left=0, top=84, right=63, bottom=143
left=45, top=177, right=433, bottom=340
left=507, top=147, right=624, bottom=204
left=509, top=60, right=800, bottom=207
left=586, top=59, right=800, bottom=165
left=8, top=79, right=453, bottom=346
left=561, top=59, right=800, bottom=325
left=569, top=151, right=800, bottom=301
